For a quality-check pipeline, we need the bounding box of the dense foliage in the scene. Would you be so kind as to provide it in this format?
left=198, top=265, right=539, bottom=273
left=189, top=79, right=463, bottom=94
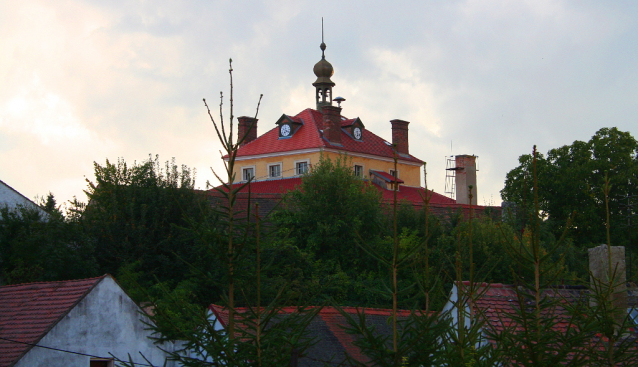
left=501, top=127, right=638, bottom=250
left=5, top=58, right=636, bottom=364
left=0, top=194, right=96, bottom=284
left=64, top=156, right=217, bottom=309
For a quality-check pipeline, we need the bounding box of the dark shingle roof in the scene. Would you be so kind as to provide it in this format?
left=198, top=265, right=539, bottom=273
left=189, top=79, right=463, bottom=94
left=209, top=305, right=415, bottom=366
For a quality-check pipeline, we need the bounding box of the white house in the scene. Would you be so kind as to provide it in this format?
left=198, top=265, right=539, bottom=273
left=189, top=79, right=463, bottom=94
left=0, top=274, right=179, bottom=367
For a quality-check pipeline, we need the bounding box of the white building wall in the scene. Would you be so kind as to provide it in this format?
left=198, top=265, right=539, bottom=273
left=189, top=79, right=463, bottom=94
left=0, top=180, right=47, bottom=217
left=15, top=276, right=178, bottom=367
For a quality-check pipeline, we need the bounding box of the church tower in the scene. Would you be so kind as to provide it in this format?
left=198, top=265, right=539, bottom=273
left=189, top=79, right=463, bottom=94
left=312, top=25, right=335, bottom=110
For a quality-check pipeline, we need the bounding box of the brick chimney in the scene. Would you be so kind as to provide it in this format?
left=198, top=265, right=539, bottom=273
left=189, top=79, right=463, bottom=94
left=589, top=244, right=627, bottom=327
left=455, top=155, right=477, bottom=205
left=322, top=105, right=342, bottom=145
left=391, top=119, right=410, bottom=156
left=237, top=116, right=258, bottom=146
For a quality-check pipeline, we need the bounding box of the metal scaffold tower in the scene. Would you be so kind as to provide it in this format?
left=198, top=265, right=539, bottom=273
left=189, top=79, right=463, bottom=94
left=444, top=156, right=456, bottom=200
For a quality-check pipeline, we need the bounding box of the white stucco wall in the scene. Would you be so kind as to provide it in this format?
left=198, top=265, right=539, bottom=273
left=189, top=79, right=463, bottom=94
left=15, top=276, right=178, bottom=367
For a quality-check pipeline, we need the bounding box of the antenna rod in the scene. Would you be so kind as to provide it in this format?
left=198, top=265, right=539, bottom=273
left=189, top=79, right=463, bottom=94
left=322, top=18, right=324, bottom=43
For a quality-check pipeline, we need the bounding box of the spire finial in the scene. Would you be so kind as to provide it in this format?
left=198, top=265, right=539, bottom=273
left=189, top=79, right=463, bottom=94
left=320, top=18, right=326, bottom=59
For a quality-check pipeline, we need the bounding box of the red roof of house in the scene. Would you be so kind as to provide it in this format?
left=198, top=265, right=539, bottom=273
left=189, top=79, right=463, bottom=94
left=217, top=177, right=304, bottom=194
left=210, top=305, right=420, bottom=365
left=213, top=177, right=457, bottom=206
left=235, top=108, right=423, bottom=164
left=0, top=276, right=107, bottom=367
left=377, top=184, right=457, bottom=206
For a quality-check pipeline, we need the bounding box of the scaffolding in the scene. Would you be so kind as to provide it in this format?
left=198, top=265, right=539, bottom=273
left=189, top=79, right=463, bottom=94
left=444, top=156, right=456, bottom=200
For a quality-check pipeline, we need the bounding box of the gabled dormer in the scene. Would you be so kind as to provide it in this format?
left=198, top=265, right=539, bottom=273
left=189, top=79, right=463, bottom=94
left=342, top=117, right=365, bottom=141
left=275, top=114, right=303, bottom=139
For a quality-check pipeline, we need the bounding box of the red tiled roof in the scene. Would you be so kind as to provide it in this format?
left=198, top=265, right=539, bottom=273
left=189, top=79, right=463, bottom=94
left=214, top=177, right=303, bottom=194
left=213, top=177, right=457, bottom=206
left=340, top=118, right=357, bottom=127
left=375, top=183, right=456, bottom=206
left=235, top=108, right=423, bottom=164
left=0, top=276, right=107, bottom=367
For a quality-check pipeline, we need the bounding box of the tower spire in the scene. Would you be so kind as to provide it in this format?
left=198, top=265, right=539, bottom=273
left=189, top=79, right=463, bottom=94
left=313, top=18, right=335, bottom=110
left=321, top=18, right=325, bottom=59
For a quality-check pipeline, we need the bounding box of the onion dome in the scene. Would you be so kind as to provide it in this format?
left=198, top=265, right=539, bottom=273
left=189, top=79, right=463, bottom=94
left=313, top=42, right=335, bottom=86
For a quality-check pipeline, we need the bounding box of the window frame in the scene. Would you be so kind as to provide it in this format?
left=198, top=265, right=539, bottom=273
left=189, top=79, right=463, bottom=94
left=389, top=169, right=399, bottom=179
left=353, top=163, right=364, bottom=178
left=267, top=162, right=283, bottom=178
left=241, top=165, right=256, bottom=182
left=294, top=159, right=310, bottom=176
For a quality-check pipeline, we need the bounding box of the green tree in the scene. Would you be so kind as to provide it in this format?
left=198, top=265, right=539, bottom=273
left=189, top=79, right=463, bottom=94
left=118, top=60, right=317, bottom=367
left=74, top=155, right=213, bottom=295
left=273, top=155, right=385, bottom=275
left=0, top=197, right=97, bottom=284
left=501, top=127, right=638, bottom=249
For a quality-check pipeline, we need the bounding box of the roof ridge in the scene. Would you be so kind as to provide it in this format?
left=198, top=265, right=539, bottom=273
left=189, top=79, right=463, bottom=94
left=297, top=108, right=327, bottom=148
left=1, top=274, right=109, bottom=288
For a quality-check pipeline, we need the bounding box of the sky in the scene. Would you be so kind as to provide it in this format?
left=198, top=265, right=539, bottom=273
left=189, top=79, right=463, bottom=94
left=1, top=0, right=637, bottom=208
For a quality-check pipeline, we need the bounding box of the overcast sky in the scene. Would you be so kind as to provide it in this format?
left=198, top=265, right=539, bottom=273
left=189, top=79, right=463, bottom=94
left=1, top=0, right=637, bottom=208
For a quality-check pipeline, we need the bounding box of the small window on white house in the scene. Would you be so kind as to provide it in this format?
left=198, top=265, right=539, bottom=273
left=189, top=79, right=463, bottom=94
left=268, top=164, right=282, bottom=178
left=242, top=167, right=255, bottom=181
left=296, top=161, right=309, bottom=175
left=354, top=165, right=364, bottom=177
left=90, top=359, right=114, bottom=367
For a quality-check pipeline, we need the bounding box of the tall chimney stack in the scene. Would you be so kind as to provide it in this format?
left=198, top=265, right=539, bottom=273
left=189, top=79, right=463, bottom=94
left=455, top=155, right=477, bottom=205
left=322, top=105, right=342, bottom=145
left=237, top=116, right=258, bottom=146
left=588, top=244, right=627, bottom=328
left=391, top=119, right=410, bottom=156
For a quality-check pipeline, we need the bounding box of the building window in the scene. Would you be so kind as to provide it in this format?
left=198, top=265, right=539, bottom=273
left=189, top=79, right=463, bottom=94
left=354, top=165, right=363, bottom=177
left=242, top=167, right=255, bottom=181
left=296, top=161, right=309, bottom=175
left=268, top=164, right=282, bottom=178
left=390, top=169, right=399, bottom=179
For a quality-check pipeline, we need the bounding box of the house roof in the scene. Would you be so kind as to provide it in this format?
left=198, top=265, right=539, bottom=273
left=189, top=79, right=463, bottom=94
left=462, top=281, right=588, bottom=336
left=375, top=183, right=456, bottom=205
left=0, top=275, right=107, bottom=367
left=212, top=177, right=457, bottom=206
left=235, top=108, right=423, bottom=164
left=209, top=305, right=416, bottom=366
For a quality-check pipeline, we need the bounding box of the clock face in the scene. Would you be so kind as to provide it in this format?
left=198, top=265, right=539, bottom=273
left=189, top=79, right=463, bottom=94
left=353, top=127, right=362, bottom=140
left=280, top=124, right=291, bottom=137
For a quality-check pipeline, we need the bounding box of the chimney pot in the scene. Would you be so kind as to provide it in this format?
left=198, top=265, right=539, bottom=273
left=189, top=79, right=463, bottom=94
left=390, top=119, right=410, bottom=156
